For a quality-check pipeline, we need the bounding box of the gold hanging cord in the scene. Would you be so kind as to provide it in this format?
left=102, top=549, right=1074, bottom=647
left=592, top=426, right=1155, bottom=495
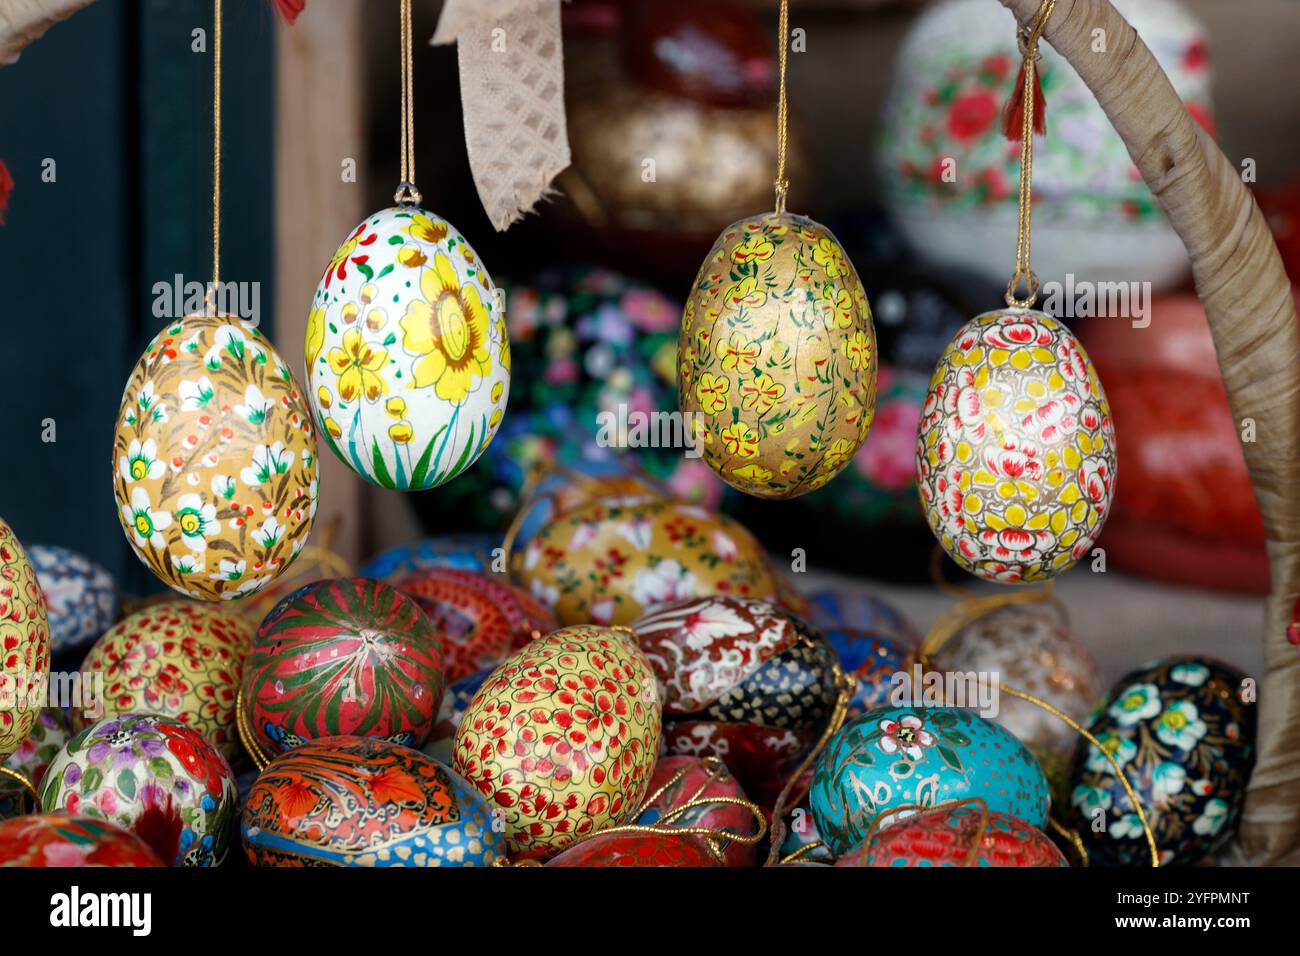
left=395, top=0, right=423, bottom=206
left=1004, top=0, right=1057, bottom=309
left=773, top=0, right=790, bottom=214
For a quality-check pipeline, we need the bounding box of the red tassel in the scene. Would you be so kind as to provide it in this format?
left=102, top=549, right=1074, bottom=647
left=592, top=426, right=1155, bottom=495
left=1002, top=60, right=1046, bottom=140
left=135, top=794, right=183, bottom=864
left=0, top=160, right=12, bottom=226
left=272, top=0, right=305, bottom=24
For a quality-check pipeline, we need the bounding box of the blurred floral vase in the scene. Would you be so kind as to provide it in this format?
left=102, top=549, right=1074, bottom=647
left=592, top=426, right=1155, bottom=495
left=877, top=0, right=1213, bottom=292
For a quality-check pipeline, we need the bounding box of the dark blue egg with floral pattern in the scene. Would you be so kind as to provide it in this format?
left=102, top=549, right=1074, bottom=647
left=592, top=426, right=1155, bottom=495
left=1064, top=656, right=1255, bottom=867
left=356, top=534, right=500, bottom=581
left=809, top=705, right=1049, bottom=857
left=27, top=545, right=119, bottom=657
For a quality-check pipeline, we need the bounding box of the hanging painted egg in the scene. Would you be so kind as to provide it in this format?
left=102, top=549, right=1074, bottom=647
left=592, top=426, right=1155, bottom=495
left=935, top=600, right=1099, bottom=796
left=0, top=708, right=72, bottom=819
left=515, top=499, right=777, bottom=626
left=834, top=804, right=1067, bottom=867
left=0, top=517, right=49, bottom=762
left=0, top=814, right=165, bottom=867
left=805, top=588, right=919, bottom=649
left=678, top=212, right=878, bottom=498
left=356, top=532, right=500, bottom=580
left=76, top=601, right=255, bottom=761
left=1064, top=656, right=1255, bottom=866
left=634, top=755, right=761, bottom=867
left=392, top=568, right=555, bottom=681
left=39, top=712, right=238, bottom=866
left=454, top=625, right=662, bottom=859
left=633, top=596, right=840, bottom=807
left=26, top=545, right=120, bottom=658
left=916, top=309, right=1117, bottom=582
left=306, top=207, right=510, bottom=490
left=239, top=577, right=445, bottom=756
left=242, top=736, right=503, bottom=867
left=112, top=315, right=318, bottom=600
left=809, top=705, right=1050, bottom=856
left=546, top=831, right=723, bottom=867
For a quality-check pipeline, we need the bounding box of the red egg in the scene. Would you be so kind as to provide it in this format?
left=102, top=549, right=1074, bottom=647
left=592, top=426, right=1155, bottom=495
left=635, top=755, right=761, bottom=866
left=0, top=814, right=164, bottom=867
left=546, top=831, right=723, bottom=867
left=392, top=568, right=555, bottom=681
left=835, top=804, right=1067, bottom=867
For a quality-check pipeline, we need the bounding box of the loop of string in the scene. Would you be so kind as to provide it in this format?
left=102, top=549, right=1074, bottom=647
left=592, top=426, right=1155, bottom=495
left=206, top=0, right=222, bottom=314
left=395, top=0, right=422, bottom=207
left=1004, top=0, right=1057, bottom=309
left=773, top=0, right=790, bottom=214
left=0, top=765, right=38, bottom=813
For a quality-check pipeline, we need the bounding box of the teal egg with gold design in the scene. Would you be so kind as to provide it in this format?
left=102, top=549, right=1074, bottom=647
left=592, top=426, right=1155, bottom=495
left=241, top=736, right=503, bottom=866
left=238, top=577, right=445, bottom=757
left=1064, top=656, right=1255, bottom=866
left=306, top=207, right=510, bottom=491
left=809, top=705, right=1050, bottom=856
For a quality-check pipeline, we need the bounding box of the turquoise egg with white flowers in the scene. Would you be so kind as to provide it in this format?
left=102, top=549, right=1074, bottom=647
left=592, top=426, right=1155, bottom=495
left=305, top=207, right=511, bottom=490
left=809, top=705, right=1050, bottom=856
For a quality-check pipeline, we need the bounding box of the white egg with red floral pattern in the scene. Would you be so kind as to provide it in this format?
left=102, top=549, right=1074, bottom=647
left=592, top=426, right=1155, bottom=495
left=305, top=207, right=511, bottom=491
left=916, top=308, right=1117, bottom=583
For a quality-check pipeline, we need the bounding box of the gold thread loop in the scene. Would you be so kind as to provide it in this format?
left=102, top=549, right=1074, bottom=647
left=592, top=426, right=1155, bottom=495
left=397, top=0, right=418, bottom=203
left=1004, top=0, right=1057, bottom=309
left=205, top=0, right=223, bottom=313
left=773, top=0, right=790, bottom=214
left=0, top=765, right=38, bottom=813
left=235, top=685, right=273, bottom=772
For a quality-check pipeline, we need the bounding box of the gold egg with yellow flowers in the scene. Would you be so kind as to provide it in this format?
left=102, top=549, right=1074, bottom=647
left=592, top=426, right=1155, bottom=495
left=677, top=212, right=877, bottom=499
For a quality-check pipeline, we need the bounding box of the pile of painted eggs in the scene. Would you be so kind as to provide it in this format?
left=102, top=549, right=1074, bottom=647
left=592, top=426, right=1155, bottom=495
left=0, top=502, right=1263, bottom=869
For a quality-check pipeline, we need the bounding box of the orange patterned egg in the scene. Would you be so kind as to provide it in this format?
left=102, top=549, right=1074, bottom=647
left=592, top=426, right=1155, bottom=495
left=0, top=518, right=50, bottom=762
left=512, top=499, right=777, bottom=626
left=453, top=625, right=662, bottom=860
left=76, top=602, right=254, bottom=760
left=916, top=308, right=1116, bottom=583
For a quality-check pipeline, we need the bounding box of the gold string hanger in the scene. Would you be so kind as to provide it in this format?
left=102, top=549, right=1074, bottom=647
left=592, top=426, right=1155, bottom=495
left=206, top=0, right=223, bottom=313
left=773, top=0, right=790, bottom=214
left=1004, top=0, right=1058, bottom=310
left=395, top=0, right=422, bottom=207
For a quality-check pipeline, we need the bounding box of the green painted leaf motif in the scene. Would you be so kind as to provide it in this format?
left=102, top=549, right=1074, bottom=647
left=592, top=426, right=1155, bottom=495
left=387, top=235, right=404, bottom=245
left=117, top=768, right=137, bottom=800
left=371, top=439, right=397, bottom=489
left=408, top=427, right=444, bottom=489
left=357, top=261, right=375, bottom=281
left=80, top=767, right=103, bottom=796
left=937, top=745, right=963, bottom=773
left=148, top=757, right=174, bottom=783
left=376, top=264, right=394, bottom=280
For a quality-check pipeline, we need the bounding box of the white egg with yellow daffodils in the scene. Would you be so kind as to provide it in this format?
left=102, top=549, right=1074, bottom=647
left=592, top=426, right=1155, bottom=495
left=305, top=207, right=510, bottom=490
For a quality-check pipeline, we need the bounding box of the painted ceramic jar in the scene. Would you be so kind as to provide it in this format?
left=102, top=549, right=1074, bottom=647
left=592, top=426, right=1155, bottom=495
left=39, top=712, right=238, bottom=866
left=678, top=212, right=878, bottom=499
left=306, top=207, right=510, bottom=490
left=453, top=625, right=662, bottom=859
left=77, top=602, right=255, bottom=761
left=877, top=0, right=1213, bottom=291
left=26, top=545, right=120, bottom=657
left=240, top=577, right=445, bottom=755
left=112, top=315, right=318, bottom=600
left=356, top=532, right=500, bottom=580
left=0, top=517, right=50, bottom=762
left=514, top=499, right=777, bottom=626
left=242, top=736, right=503, bottom=867
left=936, top=601, right=1099, bottom=797
left=392, top=568, right=556, bottom=682
left=835, top=804, right=1067, bottom=867
left=635, top=755, right=760, bottom=867
left=0, top=708, right=72, bottom=819
left=545, top=831, right=722, bottom=867
left=0, top=814, right=165, bottom=867
left=810, top=705, right=1050, bottom=856
left=917, top=309, right=1117, bottom=583
left=1065, top=656, right=1255, bottom=866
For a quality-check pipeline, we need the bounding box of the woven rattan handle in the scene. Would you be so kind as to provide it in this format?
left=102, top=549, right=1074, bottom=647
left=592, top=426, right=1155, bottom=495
left=997, top=0, right=1300, bottom=863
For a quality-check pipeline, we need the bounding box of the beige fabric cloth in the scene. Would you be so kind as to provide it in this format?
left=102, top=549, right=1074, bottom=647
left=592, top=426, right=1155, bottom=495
left=0, top=0, right=95, bottom=66
left=1000, top=0, right=1300, bottom=864
left=432, top=0, right=571, bottom=231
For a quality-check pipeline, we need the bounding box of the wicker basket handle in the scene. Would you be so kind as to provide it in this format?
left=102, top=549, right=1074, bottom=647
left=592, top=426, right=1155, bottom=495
left=997, top=0, right=1300, bottom=863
